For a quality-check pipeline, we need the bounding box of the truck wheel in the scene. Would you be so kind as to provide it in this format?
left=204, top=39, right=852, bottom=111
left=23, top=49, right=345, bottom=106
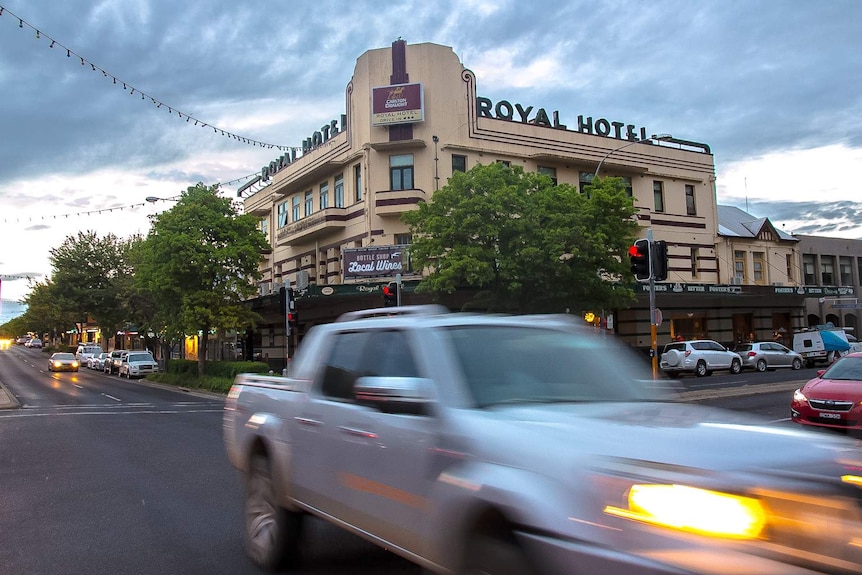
left=462, top=534, right=536, bottom=575
left=245, top=454, right=303, bottom=571
left=695, top=361, right=708, bottom=377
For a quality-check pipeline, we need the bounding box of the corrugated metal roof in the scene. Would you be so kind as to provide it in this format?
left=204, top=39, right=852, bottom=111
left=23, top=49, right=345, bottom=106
left=717, top=205, right=797, bottom=241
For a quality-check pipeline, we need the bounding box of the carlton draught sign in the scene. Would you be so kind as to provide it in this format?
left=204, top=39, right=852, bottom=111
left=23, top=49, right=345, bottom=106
left=371, top=83, right=424, bottom=126
left=343, top=245, right=408, bottom=279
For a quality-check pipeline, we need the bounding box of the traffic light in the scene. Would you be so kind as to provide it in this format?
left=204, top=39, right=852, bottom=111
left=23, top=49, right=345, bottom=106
left=383, top=282, right=398, bottom=307
left=629, top=238, right=651, bottom=282
left=652, top=240, right=668, bottom=282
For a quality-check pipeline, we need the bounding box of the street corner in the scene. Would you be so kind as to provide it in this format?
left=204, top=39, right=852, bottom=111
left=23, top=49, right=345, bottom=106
left=0, top=383, right=21, bottom=409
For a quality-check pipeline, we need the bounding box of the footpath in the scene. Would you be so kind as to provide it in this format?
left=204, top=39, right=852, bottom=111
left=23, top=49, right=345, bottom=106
left=0, top=377, right=806, bottom=410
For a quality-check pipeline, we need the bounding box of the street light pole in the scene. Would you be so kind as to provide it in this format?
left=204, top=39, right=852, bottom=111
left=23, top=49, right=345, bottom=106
left=592, top=134, right=673, bottom=182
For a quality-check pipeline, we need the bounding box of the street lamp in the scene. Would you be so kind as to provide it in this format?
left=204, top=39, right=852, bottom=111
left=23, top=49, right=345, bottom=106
left=592, top=133, right=673, bottom=181
left=145, top=195, right=180, bottom=203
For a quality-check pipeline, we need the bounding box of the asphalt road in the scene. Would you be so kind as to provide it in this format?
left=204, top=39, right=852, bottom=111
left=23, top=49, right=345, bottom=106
left=0, top=345, right=824, bottom=575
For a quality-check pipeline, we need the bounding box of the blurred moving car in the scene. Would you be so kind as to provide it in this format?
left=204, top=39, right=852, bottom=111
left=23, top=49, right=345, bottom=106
left=226, top=307, right=862, bottom=574
left=792, top=352, right=862, bottom=432
left=27, top=338, right=43, bottom=348
left=88, top=352, right=111, bottom=370
left=735, top=341, right=803, bottom=371
left=660, top=339, right=742, bottom=377
left=48, top=352, right=79, bottom=372
left=16, top=336, right=30, bottom=345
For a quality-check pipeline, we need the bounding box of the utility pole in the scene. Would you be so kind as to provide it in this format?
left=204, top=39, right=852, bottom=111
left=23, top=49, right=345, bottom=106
left=647, top=229, right=658, bottom=379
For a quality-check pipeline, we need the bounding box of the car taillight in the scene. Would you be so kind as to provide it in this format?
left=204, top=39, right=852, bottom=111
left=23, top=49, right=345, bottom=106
left=684, top=350, right=691, bottom=357
left=748, top=352, right=757, bottom=357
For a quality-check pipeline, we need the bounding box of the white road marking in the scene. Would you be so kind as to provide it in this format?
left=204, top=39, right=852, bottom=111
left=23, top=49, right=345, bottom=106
left=102, top=393, right=122, bottom=402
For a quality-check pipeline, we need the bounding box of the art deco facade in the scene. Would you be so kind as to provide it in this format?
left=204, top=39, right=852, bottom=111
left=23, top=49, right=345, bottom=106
left=240, top=39, right=851, bottom=366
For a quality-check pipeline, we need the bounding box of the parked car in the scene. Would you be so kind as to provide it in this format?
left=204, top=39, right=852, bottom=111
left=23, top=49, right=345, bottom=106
left=48, top=352, right=79, bottom=372
left=118, top=352, right=158, bottom=379
left=75, top=344, right=103, bottom=366
left=791, top=352, right=862, bottom=432
left=735, top=341, right=803, bottom=372
left=88, top=352, right=111, bottom=370
left=104, top=350, right=127, bottom=375
left=659, top=339, right=742, bottom=377
left=28, top=338, right=43, bottom=349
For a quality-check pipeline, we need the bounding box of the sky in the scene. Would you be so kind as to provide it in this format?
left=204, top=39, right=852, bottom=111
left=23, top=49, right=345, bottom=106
left=1, top=0, right=861, bottom=303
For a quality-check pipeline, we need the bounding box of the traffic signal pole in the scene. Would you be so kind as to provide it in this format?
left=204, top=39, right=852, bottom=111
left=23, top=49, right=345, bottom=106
left=647, top=229, right=658, bottom=379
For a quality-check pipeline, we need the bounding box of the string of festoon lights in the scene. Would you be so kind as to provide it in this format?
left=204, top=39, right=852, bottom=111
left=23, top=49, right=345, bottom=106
left=0, top=5, right=302, bottom=153
left=0, top=173, right=257, bottom=225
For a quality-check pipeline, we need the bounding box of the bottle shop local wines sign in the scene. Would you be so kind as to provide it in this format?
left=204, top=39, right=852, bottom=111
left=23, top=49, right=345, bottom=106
left=342, top=245, right=407, bottom=279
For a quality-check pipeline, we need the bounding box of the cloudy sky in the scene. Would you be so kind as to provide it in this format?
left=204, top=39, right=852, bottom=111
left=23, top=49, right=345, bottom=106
left=1, top=0, right=861, bottom=302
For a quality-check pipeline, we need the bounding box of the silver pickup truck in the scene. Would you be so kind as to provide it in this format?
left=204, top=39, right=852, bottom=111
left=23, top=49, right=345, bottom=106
left=224, top=306, right=862, bottom=575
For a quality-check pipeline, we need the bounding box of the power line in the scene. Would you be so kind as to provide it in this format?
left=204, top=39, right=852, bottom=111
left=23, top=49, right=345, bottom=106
left=0, top=5, right=301, bottom=152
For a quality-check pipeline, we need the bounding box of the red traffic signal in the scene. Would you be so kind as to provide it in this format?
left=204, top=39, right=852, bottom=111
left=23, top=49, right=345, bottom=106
left=629, top=239, right=651, bottom=282
left=383, top=282, right=398, bottom=307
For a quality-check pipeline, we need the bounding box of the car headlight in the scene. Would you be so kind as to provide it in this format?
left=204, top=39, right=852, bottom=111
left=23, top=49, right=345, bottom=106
left=793, top=388, right=807, bottom=402
left=604, top=484, right=766, bottom=539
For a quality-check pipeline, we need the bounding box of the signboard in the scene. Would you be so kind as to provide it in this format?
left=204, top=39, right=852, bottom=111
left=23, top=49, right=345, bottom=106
left=371, top=83, right=424, bottom=126
left=342, top=245, right=408, bottom=280
left=637, top=283, right=855, bottom=297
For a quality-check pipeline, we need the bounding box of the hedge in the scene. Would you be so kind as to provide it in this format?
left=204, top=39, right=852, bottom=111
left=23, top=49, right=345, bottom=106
left=164, top=359, right=271, bottom=379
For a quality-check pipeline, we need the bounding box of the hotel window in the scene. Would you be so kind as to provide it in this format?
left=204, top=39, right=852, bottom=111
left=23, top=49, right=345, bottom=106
left=452, top=154, right=467, bottom=173
left=353, top=165, right=361, bottom=202
left=786, top=254, right=794, bottom=282
left=497, top=160, right=511, bottom=167
left=685, top=184, right=697, bottom=215
left=537, top=166, right=557, bottom=185
left=394, top=233, right=412, bottom=245
left=277, top=201, right=289, bottom=228
left=304, top=190, right=314, bottom=217
left=622, top=176, right=633, bottom=197
left=578, top=172, right=594, bottom=194
left=319, top=182, right=329, bottom=210
left=291, top=196, right=300, bottom=222
left=260, top=218, right=269, bottom=241
left=335, top=173, right=345, bottom=207
left=691, top=247, right=699, bottom=277
left=840, top=256, right=853, bottom=285
left=734, top=250, right=746, bottom=281
left=821, top=256, right=835, bottom=285
left=653, top=181, right=665, bottom=213
left=390, top=154, right=414, bottom=190
left=753, top=251, right=765, bottom=283
left=803, top=254, right=816, bottom=285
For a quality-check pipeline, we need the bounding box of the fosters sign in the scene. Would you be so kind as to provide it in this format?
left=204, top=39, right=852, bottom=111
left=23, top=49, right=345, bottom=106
left=371, top=83, right=424, bottom=126
left=343, top=245, right=409, bottom=279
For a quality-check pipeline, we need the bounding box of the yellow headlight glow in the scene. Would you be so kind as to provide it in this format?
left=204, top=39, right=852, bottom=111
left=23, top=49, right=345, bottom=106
left=604, top=484, right=766, bottom=539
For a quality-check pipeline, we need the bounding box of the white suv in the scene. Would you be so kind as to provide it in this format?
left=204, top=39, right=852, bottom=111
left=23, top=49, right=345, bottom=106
left=118, top=352, right=158, bottom=379
left=660, top=339, right=742, bottom=377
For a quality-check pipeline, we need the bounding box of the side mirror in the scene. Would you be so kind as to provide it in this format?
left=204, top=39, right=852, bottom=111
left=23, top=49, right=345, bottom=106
left=354, top=376, right=435, bottom=415
left=816, top=369, right=826, bottom=378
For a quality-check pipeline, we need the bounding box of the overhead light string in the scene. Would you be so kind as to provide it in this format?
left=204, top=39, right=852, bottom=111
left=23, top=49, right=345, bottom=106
left=0, top=5, right=298, bottom=153
left=0, top=172, right=261, bottom=225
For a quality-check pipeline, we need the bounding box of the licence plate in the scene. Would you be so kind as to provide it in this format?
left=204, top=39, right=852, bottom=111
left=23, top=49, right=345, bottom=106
left=820, top=412, right=843, bottom=419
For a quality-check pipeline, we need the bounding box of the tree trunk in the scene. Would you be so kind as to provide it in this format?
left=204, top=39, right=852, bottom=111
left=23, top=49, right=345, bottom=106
left=198, top=331, right=208, bottom=377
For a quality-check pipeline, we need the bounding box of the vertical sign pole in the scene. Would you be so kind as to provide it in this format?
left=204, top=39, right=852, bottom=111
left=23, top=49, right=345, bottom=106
left=396, top=273, right=402, bottom=307
left=647, top=229, right=658, bottom=379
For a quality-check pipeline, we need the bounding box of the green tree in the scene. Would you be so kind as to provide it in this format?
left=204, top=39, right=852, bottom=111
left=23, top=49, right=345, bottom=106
left=133, top=183, right=268, bottom=376
left=48, top=231, right=134, bottom=342
left=18, top=280, right=76, bottom=343
left=402, top=163, right=640, bottom=313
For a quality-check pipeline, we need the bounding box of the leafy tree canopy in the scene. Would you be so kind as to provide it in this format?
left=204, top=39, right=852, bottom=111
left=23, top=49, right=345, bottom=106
left=133, top=183, right=268, bottom=374
left=402, top=163, right=640, bottom=313
left=48, top=230, right=135, bottom=336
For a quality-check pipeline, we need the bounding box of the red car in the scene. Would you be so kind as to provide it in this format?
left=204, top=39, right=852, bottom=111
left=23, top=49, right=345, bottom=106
left=791, top=352, right=862, bottom=432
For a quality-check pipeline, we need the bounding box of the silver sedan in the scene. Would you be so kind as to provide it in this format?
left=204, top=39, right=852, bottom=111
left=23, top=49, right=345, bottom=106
left=736, top=341, right=803, bottom=371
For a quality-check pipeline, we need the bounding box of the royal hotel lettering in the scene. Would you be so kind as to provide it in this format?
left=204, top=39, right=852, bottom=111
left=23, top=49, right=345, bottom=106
left=477, top=97, right=650, bottom=141
left=260, top=113, right=348, bottom=182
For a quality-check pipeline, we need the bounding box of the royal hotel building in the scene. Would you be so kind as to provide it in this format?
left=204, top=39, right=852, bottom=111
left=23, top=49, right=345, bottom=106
left=240, top=39, right=850, bottom=368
